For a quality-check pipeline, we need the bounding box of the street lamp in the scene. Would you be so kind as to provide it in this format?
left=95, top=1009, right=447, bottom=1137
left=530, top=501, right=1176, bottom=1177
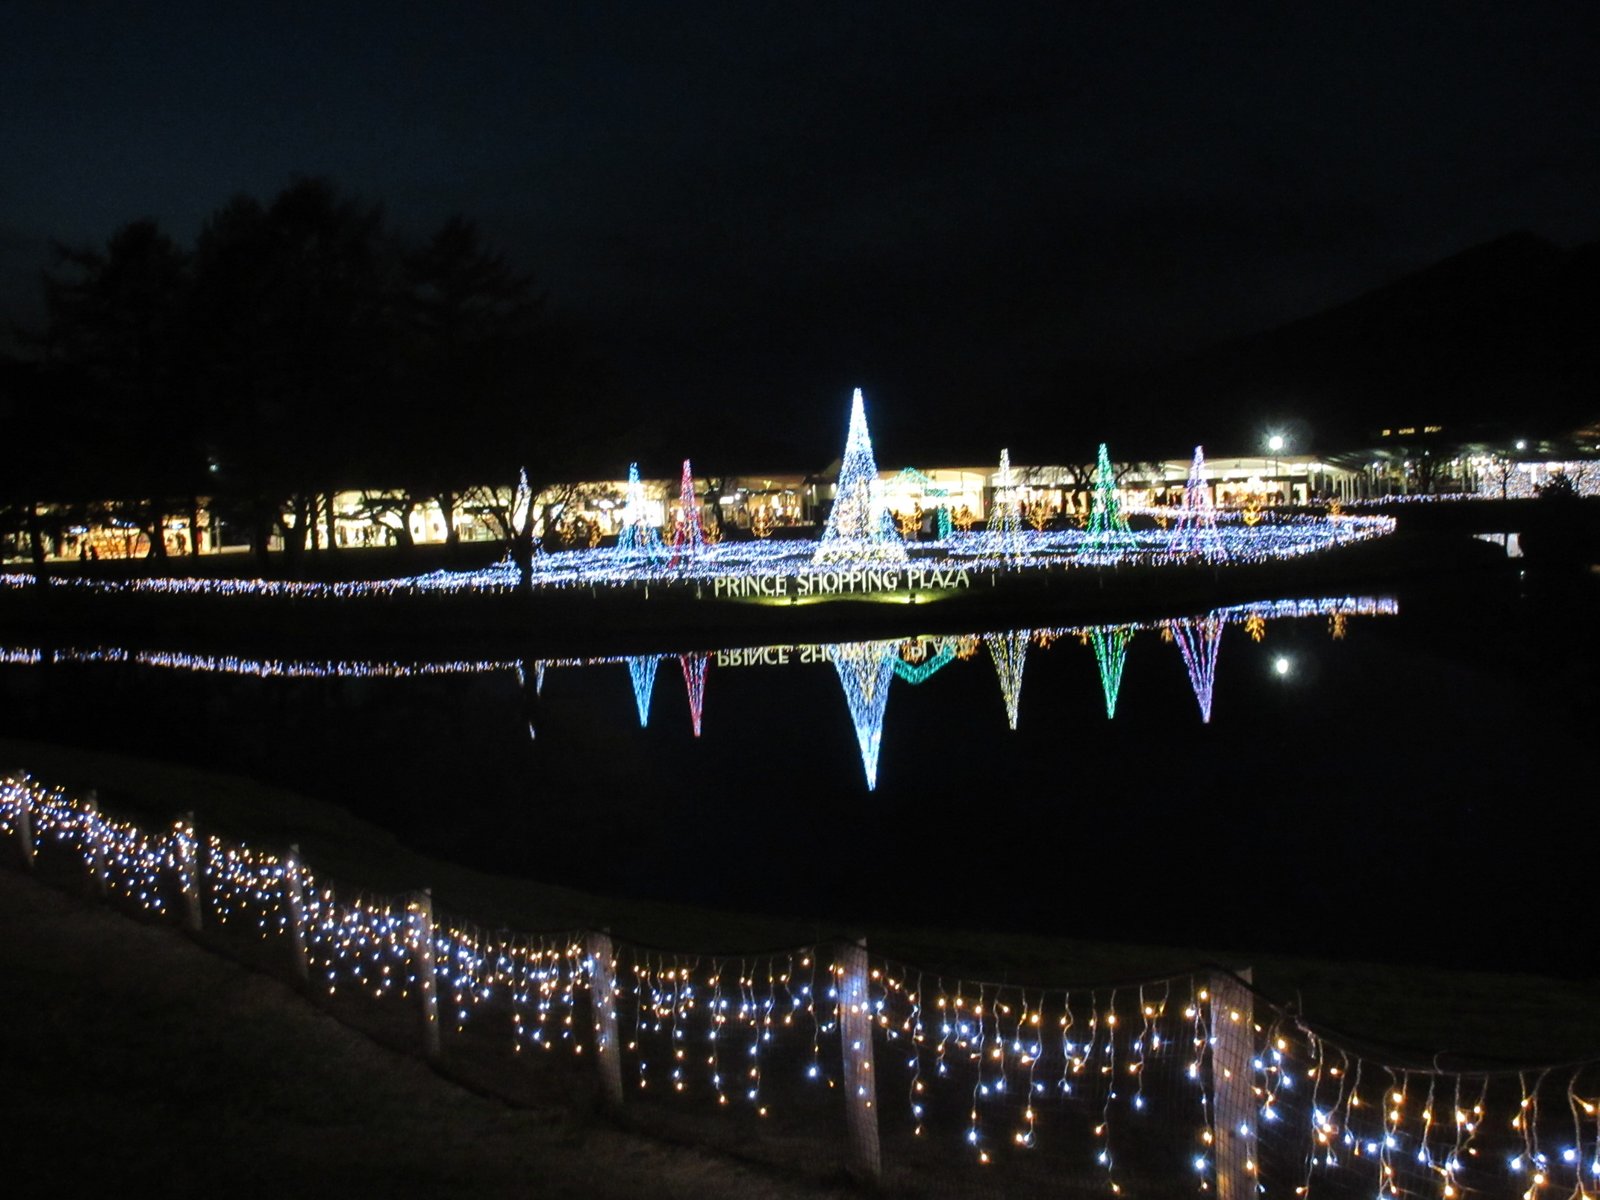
left=1266, top=433, right=1286, bottom=502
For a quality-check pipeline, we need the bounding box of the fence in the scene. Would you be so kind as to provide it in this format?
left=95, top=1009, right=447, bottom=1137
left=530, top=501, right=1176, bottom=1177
left=3, top=771, right=1597, bottom=1197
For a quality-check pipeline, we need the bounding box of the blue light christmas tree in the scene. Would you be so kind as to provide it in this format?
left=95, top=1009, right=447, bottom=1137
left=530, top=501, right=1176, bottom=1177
left=815, top=389, right=906, bottom=563
left=1173, top=446, right=1226, bottom=561
left=985, top=629, right=1029, bottom=729
left=626, top=656, right=660, bottom=726
left=617, top=463, right=665, bottom=562
left=1089, top=626, right=1133, bottom=718
left=1172, top=613, right=1223, bottom=723
left=1085, top=443, right=1130, bottom=553
left=829, top=640, right=898, bottom=789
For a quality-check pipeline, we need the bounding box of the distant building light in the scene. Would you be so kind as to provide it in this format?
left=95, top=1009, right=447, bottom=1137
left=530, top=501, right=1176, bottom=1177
left=1423, top=425, right=1443, bottom=434
left=1398, top=427, right=1416, bottom=435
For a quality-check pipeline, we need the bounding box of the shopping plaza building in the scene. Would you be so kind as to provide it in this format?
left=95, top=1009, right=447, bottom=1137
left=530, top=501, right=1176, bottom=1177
left=11, top=444, right=1594, bottom=562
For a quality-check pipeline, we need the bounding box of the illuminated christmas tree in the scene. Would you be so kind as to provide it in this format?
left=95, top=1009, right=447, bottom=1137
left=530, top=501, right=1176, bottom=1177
left=1089, top=626, right=1133, bottom=718
left=1084, top=443, right=1130, bottom=552
left=829, top=640, right=898, bottom=789
left=1171, top=614, right=1223, bottom=723
left=669, top=459, right=705, bottom=565
left=617, top=463, right=665, bottom=562
left=1173, top=446, right=1226, bottom=561
left=627, top=656, right=660, bottom=726
left=680, top=652, right=708, bottom=737
left=983, top=449, right=1026, bottom=558
left=815, top=389, right=906, bottom=563
left=985, top=629, right=1029, bottom=729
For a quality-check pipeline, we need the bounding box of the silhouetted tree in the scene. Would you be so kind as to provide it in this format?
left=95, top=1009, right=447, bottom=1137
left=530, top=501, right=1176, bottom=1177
left=190, top=179, right=397, bottom=567
left=37, top=219, right=196, bottom=557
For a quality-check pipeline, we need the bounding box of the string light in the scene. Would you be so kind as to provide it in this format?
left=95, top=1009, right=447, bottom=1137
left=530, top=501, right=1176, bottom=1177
left=616, top=463, right=666, bottom=563
left=1090, top=626, right=1134, bottom=719
left=12, top=770, right=1593, bottom=1200
left=983, top=449, right=1026, bottom=558
left=679, top=652, right=708, bottom=738
left=0, top=595, right=1398, bottom=795
left=1171, top=614, right=1224, bottom=722
left=668, top=458, right=706, bottom=565
left=2, top=504, right=1396, bottom=606
left=985, top=630, right=1028, bottom=730
left=1175, top=446, right=1227, bottom=561
left=814, top=388, right=907, bottom=564
left=626, top=656, right=659, bottom=727
left=1085, top=442, right=1131, bottom=552
left=828, top=640, right=898, bottom=790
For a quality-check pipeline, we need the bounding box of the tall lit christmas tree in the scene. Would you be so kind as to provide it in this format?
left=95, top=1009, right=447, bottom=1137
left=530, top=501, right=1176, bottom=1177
left=679, top=652, right=708, bottom=737
left=669, top=458, right=705, bottom=565
left=985, top=629, right=1029, bottom=729
left=1089, top=625, right=1133, bottom=718
left=983, top=449, right=1026, bottom=558
left=617, top=463, right=665, bottom=562
left=1172, top=613, right=1223, bottom=723
left=815, top=389, right=907, bottom=563
left=626, top=655, right=660, bottom=726
left=1173, top=446, right=1226, bottom=561
left=829, top=640, right=898, bottom=789
left=1084, top=443, right=1130, bottom=553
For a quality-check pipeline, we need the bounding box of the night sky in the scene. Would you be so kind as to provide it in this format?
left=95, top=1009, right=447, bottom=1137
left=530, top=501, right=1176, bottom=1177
left=3, top=2, right=1597, bottom=459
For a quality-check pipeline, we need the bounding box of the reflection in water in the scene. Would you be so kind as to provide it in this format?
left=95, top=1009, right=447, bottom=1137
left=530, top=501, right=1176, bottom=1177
left=985, top=631, right=1028, bottom=730
left=1089, top=626, right=1134, bottom=718
left=1172, top=613, right=1224, bottom=722
left=0, top=594, right=1396, bottom=789
left=626, top=656, right=658, bottom=727
left=680, top=652, right=708, bottom=738
left=829, top=642, right=897, bottom=789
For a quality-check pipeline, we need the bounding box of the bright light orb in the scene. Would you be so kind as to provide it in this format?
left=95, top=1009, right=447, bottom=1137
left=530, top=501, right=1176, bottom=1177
left=1273, top=656, right=1292, bottom=676
left=1267, top=435, right=1286, bottom=453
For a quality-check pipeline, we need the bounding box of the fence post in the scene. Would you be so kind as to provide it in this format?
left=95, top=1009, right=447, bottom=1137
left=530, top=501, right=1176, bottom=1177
left=177, top=812, right=202, bottom=932
left=83, top=789, right=108, bottom=897
left=1210, top=967, right=1256, bottom=1200
left=284, top=843, right=311, bottom=986
left=11, top=774, right=35, bottom=870
left=838, top=938, right=882, bottom=1182
left=410, top=888, right=441, bottom=1060
left=586, top=929, right=625, bottom=1108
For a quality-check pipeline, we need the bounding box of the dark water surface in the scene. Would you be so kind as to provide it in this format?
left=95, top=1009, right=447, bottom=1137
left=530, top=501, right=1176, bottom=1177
left=4, top=559, right=1594, bottom=973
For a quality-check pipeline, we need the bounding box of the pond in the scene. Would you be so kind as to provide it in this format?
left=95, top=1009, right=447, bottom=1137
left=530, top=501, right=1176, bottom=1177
left=3, top=556, right=1593, bottom=974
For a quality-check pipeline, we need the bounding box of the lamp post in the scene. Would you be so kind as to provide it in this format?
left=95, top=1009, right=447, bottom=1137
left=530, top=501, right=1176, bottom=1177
left=1266, top=434, right=1285, bottom=503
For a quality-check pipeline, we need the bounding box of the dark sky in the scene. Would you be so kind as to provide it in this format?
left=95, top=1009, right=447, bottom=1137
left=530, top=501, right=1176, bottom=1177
left=3, top=2, right=1597, bottom=456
